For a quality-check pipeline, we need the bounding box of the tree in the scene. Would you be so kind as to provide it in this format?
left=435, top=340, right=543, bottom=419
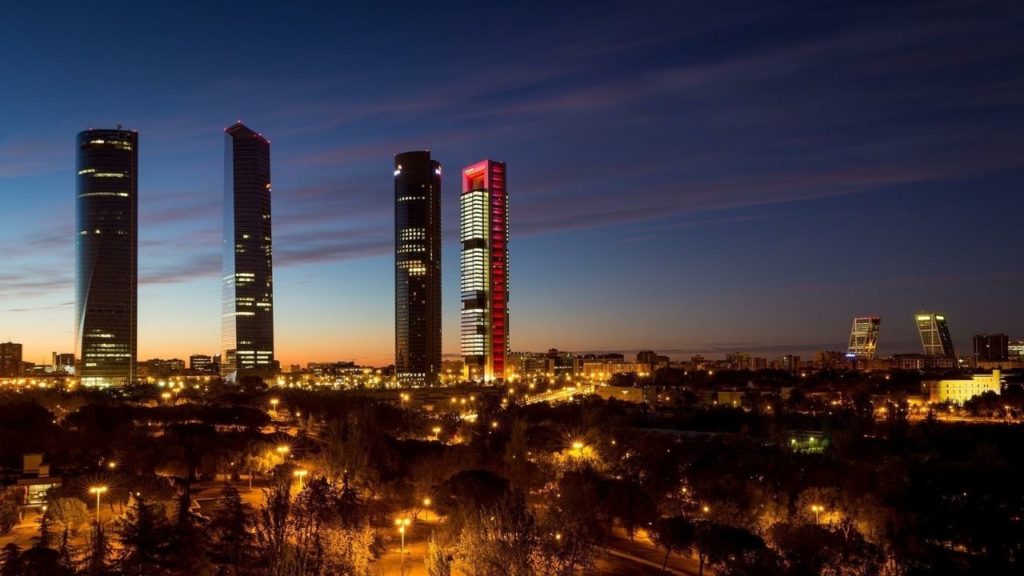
left=17, top=546, right=71, bottom=576
left=425, top=532, right=452, bottom=576
left=435, top=469, right=511, bottom=517
left=83, top=522, right=108, bottom=576
left=696, top=523, right=767, bottom=576
left=116, top=494, right=174, bottom=576
left=456, top=491, right=538, bottom=576
left=57, top=527, right=74, bottom=572
left=651, top=516, right=695, bottom=571
left=45, top=497, right=88, bottom=534
left=0, top=487, right=22, bottom=534
left=535, top=507, right=598, bottom=576
left=253, top=480, right=291, bottom=576
left=0, top=544, right=21, bottom=576
left=208, top=484, right=251, bottom=567
left=169, top=489, right=211, bottom=576
left=771, top=522, right=883, bottom=576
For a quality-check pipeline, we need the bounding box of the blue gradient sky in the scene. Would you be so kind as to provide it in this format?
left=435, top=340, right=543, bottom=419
left=1, top=1, right=1022, bottom=366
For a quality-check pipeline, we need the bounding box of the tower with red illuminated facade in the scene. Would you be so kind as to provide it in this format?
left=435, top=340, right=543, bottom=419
left=460, top=160, right=508, bottom=382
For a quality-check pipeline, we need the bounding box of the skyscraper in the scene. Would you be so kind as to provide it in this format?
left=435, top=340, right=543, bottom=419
left=847, top=316, right=880, bottom=360
left=76, top=128, right=137, bottom=386
left=916, top=312, right=955, bottom=358
left=394, top=151, right=442, bottom=386
left=460, top=160, right=509, bottom=382
left=221, top=122, right=274, bottom=380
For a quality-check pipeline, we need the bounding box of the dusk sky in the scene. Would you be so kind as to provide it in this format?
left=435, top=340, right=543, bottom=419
left=1, top=0, right=1022, bottom=367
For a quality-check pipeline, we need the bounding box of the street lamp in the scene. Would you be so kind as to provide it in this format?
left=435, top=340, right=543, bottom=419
left=89, top=486, right=108, bottom=524
left=394, top=517, right=412, bottom=554
left=293, top=469, right=308, bottom=489
left=432, top=426, right=441, bottom=440
left=276, top=445, right=289, bottom=461
left=571, top=441, right=585, bottom=457
left=270, top=398, right=279, bottom=412
left=811, top=504, right=823, bottom=524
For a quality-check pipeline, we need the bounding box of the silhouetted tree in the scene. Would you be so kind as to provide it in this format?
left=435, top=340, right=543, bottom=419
left=651, top=516, right=695, bottom=571
left=116, top=494, right=174, bottom=575
left=83, top=522, right=108, bottom=576
left=208, top=484, right=251, bottom=567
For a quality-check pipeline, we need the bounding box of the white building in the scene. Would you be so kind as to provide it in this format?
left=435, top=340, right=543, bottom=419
left=926, top=370, right=1002, bottom=404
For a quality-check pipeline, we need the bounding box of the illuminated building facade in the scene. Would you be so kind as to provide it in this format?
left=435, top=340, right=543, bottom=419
left=394, top=151, right=442, bottom=386
left=926, top=370, right=1002, bottom=404
left=460, top=160, right=509, bottom=382
left=52, top=353, right=75, bottom=375
left=189, top=354, right=214, bottom=374
left=221, top=123, right=275, bottom=380
left=76, top=128, right=137, bottom=385
left=847, top=316, right=881, bottom=359
left=915, top=312, right=955, bottom=358
left=1011, top=340, right=1024, bottom=359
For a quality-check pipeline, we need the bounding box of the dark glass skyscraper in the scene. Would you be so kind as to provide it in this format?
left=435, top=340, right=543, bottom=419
left=221, top=123, right=275, bottom=380
left=76, top=128, right=138, bottom=386
left=394, top=151, right=442, bottom=386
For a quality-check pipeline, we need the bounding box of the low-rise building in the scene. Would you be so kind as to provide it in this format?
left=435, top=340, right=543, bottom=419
left=926, top=370, right=1002, bottom=404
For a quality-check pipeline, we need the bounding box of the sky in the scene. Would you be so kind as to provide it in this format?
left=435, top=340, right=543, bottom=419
left=1, top=0, right=1022, bottom=367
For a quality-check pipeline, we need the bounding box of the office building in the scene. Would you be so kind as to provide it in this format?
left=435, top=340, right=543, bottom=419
left=221, top=122, right=275, bottom=380
left=394, top=151, right=442, bottom=386
left=76, top=128, right=138, bottom=385
left=847, top=316, right=880, bottom=359
left=915, top=312, right=955, bottom=358
left=973, top=333, right=1009, bottom=362
left=1010, top=340, right=1024, bottom=359
left=0, top=342, right=23, bottom=377
left=460, top=160, right=509, bottom=382
left=52, top=353, right=75, bottom=375
left=189, top=354, right=213, bottom=374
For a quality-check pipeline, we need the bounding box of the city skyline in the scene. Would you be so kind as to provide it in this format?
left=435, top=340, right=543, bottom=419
left=1, top=1, right=1023, bottom=367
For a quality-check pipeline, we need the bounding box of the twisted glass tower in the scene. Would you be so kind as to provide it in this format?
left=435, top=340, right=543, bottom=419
left=394, top=151, right=442, bottom=386
left=75, top=128, right=138, bottom=386
left=221, top=123, right=275, bottom=380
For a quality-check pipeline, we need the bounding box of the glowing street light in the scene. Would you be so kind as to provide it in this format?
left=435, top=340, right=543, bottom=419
left=293, top=469, right=308, bottom=489
left=571, top=441, right=585, bottom=457
left=276, top=445, right=289, bottom=460
left=89, top=486, right=108, bottom=524
left=270, top=398, right=279, bottom=412
left=811, top=504, right=824, bottom=524
left=432, top=426, right=441, bottom=440
left=394, top=517, right=412, bottom=555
